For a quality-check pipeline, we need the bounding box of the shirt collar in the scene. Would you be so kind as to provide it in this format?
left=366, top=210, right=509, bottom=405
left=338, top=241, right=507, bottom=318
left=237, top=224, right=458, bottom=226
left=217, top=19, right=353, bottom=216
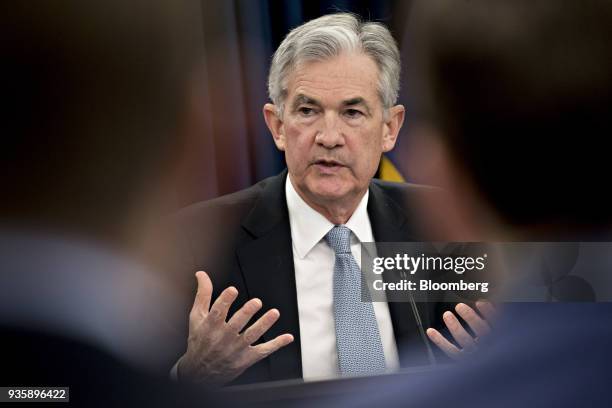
left=285, top=177, right=373, bottom=259
left=345, top=188, right=373, bottom=245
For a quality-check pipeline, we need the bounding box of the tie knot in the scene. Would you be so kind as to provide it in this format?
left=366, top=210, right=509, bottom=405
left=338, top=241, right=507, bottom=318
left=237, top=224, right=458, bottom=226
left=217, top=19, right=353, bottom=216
left=325, top=225, right=352, bottom=254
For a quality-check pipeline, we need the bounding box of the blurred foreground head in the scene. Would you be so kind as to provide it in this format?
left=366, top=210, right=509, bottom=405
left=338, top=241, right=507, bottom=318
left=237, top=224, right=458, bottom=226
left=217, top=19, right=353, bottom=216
left=406, top=1, right=612, bottom=239
left=0, top=0, right=203, bottom=377
left=2, top=0, right=201, bottom=247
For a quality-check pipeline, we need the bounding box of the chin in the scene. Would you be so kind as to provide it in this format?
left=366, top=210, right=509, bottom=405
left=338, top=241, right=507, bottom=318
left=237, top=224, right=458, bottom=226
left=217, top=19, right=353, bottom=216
left=307, top=181, right=353, bottom=202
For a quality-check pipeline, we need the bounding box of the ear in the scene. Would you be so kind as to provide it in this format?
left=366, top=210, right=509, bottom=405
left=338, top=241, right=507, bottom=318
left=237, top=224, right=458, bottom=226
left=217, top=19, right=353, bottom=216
left=263, top=103, right=286, bottom=151
left=381, top=104, right=405, bottom=152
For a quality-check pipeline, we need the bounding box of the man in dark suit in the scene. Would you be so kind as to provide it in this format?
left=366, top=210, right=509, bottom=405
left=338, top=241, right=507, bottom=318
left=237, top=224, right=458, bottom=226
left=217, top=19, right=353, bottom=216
left=170, top=13, right=493, bottom=386
left=170, top=170, right=447, bottom=384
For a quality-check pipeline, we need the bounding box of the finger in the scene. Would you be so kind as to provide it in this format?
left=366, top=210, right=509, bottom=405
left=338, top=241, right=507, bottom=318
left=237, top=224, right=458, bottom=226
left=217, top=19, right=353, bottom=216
left=190, top=271, right=213, bottom=322
left=443, top=311, right=476, bottom=351
left=476, top=299, right=496, bottom=322
left=426, top=328, right=461, bottom=360
left=226, top=298, right=263, bottom=333
left=455, top=303, right=491, bottom=337
left=208, top=286, right=239, bottom=324
left=250, top=334, right=294, bottom=364
left=242, top=308, right=280, bottom=345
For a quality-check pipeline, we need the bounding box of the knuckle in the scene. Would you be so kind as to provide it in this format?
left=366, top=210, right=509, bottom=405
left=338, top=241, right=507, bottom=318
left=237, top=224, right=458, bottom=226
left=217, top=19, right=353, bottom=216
left=208, top=308, right=221, bottom=322
left=256, top=345, right=271, bottom=358
left=225, top=321, right=240, bottom=335
left=243, top=331, right=257, bottom=345
left=266, top=309, right=279, bottom=321
left=242, top=333, right=253, bottom=345
left=187, top=334, right=198, bottom=347
left=247, top=298, right=262, bottom=312
left=243, top=302, right=257, bottom=315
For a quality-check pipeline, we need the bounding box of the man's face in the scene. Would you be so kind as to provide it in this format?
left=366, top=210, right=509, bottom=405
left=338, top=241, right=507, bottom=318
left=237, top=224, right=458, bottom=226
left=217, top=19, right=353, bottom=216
left=266, top=52, right=402, bottom=208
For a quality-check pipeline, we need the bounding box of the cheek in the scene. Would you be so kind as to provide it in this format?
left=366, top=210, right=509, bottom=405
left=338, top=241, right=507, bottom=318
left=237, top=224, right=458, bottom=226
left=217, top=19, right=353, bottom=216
left=284, top=125, right=315, bottom=169
left=351, top=131, right=384, bottom=176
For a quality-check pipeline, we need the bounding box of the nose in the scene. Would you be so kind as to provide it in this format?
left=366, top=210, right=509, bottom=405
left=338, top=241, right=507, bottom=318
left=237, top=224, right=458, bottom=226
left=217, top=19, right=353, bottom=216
left=315, top=112, right=345, bottom=148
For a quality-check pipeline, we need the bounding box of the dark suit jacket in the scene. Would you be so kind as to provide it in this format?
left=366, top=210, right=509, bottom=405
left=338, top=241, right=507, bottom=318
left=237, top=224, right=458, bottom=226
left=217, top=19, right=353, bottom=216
left=166, top=170, right=450, bottom=384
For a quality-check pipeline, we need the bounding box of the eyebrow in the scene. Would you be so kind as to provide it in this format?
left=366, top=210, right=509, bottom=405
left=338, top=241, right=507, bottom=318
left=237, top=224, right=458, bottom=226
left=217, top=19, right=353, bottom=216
left=291, top=94, right=321, bottom=111
left=291, top=94, right=372, bottom=115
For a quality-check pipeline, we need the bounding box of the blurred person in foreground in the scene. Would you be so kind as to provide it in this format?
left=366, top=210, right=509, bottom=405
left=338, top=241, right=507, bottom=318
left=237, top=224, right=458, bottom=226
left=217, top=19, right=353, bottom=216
left=168, top=12, right=493, bottom=387
left=309, top=1, right=612, bottom=407
left=0, top=1, right=214, bottom=406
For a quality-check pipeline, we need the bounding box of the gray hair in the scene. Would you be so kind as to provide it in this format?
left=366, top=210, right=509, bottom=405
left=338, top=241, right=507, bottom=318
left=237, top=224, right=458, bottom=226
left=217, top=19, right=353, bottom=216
left=267, top=13, right=401, bottom=117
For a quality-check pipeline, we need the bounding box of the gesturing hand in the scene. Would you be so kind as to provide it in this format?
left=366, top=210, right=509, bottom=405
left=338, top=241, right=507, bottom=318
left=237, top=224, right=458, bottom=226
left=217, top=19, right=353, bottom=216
left=426, top=300, right=496, bottom=359
left=178, top=271, right=294, bottom=386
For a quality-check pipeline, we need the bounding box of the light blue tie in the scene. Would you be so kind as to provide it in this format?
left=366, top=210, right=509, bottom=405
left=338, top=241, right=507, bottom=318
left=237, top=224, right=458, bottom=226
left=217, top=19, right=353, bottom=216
left=325, top=225, right=386, bottom=376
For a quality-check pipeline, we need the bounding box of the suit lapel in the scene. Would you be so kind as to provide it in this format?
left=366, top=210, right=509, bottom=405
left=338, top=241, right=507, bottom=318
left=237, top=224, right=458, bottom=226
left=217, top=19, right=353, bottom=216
left=237, top=170, right=302, bottom=380
left=368, top=182, right=434, bottom=366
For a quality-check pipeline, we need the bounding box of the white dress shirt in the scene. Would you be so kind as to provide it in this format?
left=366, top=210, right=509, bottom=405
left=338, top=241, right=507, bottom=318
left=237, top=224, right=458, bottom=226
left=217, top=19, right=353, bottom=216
left=286, top=178, right=400, bottom=381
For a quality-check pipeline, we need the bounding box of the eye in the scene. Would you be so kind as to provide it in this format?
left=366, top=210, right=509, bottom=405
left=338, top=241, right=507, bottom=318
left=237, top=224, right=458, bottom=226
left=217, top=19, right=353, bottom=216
left=298, top=106, right=317, bottom=117
left=344, top=109, right=364, bottom=119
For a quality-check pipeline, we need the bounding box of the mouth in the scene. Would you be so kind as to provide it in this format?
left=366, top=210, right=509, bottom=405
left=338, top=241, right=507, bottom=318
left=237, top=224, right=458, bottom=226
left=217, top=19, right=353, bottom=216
left=312, top=159, right=346, bottom=173
left=313, top=159, right=344, bottom=167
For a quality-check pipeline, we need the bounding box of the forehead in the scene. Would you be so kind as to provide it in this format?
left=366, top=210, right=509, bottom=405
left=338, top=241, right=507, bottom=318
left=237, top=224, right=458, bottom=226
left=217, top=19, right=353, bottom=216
left=285, top=52, right=380, bottom=105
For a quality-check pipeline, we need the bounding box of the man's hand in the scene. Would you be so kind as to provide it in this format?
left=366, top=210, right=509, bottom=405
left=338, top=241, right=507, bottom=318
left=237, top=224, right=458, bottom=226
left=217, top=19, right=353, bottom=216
left=426, top=300, right=496, bottom=360
left=178, top=271, right=294, bottom=386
